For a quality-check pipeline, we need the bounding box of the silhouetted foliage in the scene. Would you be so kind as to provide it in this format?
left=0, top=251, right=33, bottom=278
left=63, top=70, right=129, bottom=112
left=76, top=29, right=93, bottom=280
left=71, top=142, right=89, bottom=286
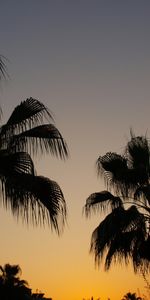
left=84, top=132, right=150, bottom=272
left=0, top=264, right=31, bottom=300
left=0, top=55, right=8, bottom=81
left=121, top=292, right=143, bottom=300
left=0, top=97, right=68, bottom=233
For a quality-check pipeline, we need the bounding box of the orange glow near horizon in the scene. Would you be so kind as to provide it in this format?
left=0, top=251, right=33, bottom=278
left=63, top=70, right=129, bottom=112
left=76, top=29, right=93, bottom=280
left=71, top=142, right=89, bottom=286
left=0, top=209, right=147, bottom=300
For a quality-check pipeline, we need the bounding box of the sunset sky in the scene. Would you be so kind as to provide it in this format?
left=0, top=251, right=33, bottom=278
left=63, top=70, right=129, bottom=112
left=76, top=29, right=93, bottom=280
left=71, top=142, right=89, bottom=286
left=0, top=1, right=150, bottom=300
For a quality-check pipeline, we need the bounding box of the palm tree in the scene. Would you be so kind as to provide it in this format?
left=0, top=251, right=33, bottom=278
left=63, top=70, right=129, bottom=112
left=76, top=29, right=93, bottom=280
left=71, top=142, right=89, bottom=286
left=122, top=292, right=143, bottom=300
left=0, top=263, right=31, bottom=300
left=0, top=97, right=68, bottom=233
left=0, top=56, right=68, bottom=233
left=84, top=132, right=150, bottom=272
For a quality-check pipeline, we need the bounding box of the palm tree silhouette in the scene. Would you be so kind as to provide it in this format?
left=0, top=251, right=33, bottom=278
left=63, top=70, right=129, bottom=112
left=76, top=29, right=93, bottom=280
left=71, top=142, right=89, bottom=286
left=0, top=264, right=31, bottom=300
left=122, top=292, right=143, bottom=300
left=0, top=97, right=68, bottom=233
left=0, top=55, right=68, bottom=233
left=84, top=132, right=150, bottom=272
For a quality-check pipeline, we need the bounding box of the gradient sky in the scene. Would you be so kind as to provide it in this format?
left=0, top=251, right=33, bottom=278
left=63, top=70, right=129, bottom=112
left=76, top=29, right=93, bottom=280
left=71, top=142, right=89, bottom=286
left=0, top=1, right=150, bottom=300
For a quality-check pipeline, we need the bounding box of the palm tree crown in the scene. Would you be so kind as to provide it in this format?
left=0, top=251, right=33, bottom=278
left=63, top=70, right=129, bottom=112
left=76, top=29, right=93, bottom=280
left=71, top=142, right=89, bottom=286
left=0, top=55, right=68, bottom=234
left=0, top=97, right=68, bottom=233
left=122, top=292, right=143, bottom=300
left=84, top=132, right=150, bottom=272
left=0, top=263, right=31, bottom=300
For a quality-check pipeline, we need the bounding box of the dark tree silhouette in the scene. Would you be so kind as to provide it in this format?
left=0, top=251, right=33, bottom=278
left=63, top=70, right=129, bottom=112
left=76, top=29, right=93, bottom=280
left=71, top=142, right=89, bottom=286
left=122, top=292, right=143, bottom=300
left=0, top=55, right=68, bottom=233
left=0, top=264, right=31, bottom=300
left=84, top=132, right=150, bottom=272
left=0, top=97, right=68, bottom=233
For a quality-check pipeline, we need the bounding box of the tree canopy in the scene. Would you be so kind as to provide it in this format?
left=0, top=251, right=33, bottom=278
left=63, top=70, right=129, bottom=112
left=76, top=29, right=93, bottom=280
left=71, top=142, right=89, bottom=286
left=84, top=132, right=150, bottom=272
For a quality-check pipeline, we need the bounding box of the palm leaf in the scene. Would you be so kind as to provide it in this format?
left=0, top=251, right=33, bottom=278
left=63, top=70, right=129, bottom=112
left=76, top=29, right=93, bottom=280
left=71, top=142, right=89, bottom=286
left=126, top=135, right=150, bottom=170
left=90, top=207, right=125, bottom=265
left=138, top=236, right=150, bottom=262
left=134, top=185, right=150, bottom=204
left=97, top=152, right=128, bottom=176
left=84, top=191, right=122, bottom=217
left=4, top=174, right=66, bottom=234
left=1, top=98, right=53, bottom=136
left=0, top=55, right=8, bottom=119
left=96, top=152, right=128, bottom=191
left=97, top=152, right=148, bottom=197
left=0, top=55, right=8, bottom=81
left=105, top=230, right=142, bottom=270
left=0, top=150, right=35, bottom=179
left=121, top=205, right=146, bottom=233
left=90, top=206, right=146, bottom=268
left=9, top=124, right=69, bottom=159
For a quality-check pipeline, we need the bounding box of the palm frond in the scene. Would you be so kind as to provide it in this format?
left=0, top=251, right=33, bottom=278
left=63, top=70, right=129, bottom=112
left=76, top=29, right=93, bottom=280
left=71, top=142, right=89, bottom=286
left=3, top=174, right=66, bottom=234
left=90, top=206, right=146, bottom=268
left=1, top=98, right=53, bottom=136
left=126, top=135, right=150, bottom=170
left=121, top=205, right=146, bottom=233
left=138, top=236, right=150, bottom=262
left=0, top=55, right=8, bottom=119
left=9, top=124, right=69, bottom=159
left=90, top=207, right=124, bottom=265
left=105, top=230, right=142, bottom=270
left=96, top=152, right=128, bottom=189
left=84, top=191, right=122, bottom=217
left=0, top=55, right=8, bottom=81
left=97, top=151, right=149, bottom=197
left=0, top=150, right=35, bottom=178
left=97, top=153, right=138, bottom=196
left=134, top=185, right=150, bottom=203
left=132, top=235, right=150, bottom=273
left=97, top=152, right=128, bottom=176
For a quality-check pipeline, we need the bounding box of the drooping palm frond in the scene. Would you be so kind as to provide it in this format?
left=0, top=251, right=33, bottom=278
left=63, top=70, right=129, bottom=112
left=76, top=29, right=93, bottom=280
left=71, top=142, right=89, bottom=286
left=97, top=152, right=127, bottom=173
left=134, top=185, right=150, bottom=205
left=97, top=152, right=128, bottom=185
left=0, top=55, right=8, bottom=81
left=0, top=55, right=9, bottom=119
left=4, top=174, right=66, bottom=234
left=132, top=242, right=150, bottom=274
left=8, top=124, right=69, bottom=159
left=138, top=236, right=150, bottom=262
left=90, top=207, right=125, bottom=265
left=84, top=191, right=122, bottom=217
left=121, top=205, right=146, bottom=233
left=96, top=151, right=148, bottom=197
left=0, top=150, right=35, bottom=178
left=1, top=98, right=53, bottom=137
left=90, top=205, right=146, bottom=269
left=105, top=230, right=143, bottom=270
left=126, top=135, right=150, bottom=171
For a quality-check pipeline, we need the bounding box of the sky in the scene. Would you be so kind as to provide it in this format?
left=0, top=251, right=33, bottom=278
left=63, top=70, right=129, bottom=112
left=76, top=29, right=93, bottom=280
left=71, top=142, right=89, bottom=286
left=0, top=1, right=150, bottom=299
